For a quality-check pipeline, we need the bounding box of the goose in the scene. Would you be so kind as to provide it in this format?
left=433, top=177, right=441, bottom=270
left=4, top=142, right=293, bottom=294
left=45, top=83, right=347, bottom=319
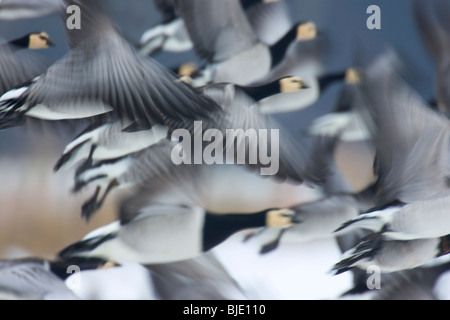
left=0, top=0, right=223, bottom=132
left=139, top=0, right=291, bottom=57
left=240, top=133, right=375, bottom=254
left=53, top=82, right=324, bottom=263
left=0, top=32, right=54, bottom=96
left=173, top=0, right=320, bottom=86
left=332, top=51, right=450, bottom=273
left=58, top=204, right=299, bottom=265
left=58, top=119, right=344, bottom=263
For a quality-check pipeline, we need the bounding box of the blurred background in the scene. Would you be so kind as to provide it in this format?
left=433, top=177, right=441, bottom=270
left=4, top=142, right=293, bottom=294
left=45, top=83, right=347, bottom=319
left=0, top=0, right=439, bottom=299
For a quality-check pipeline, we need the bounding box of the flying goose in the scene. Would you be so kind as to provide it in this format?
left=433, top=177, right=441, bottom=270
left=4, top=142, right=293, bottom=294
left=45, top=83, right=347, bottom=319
left=243, top=133, right=376, bottom=254
left=0, top=0, right=223, bottom=132
left=54, top=91, right=323, bottom=263
left=58, top=203, right=299, bottom=265
left=333, top=51, right=450, bottom=273
left=139, top=0, right=292, bottom=57
left=173, top=0, right=319, bottom=86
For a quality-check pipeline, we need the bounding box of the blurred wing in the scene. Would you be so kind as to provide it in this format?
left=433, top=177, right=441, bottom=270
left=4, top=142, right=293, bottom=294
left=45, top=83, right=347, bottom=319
left=412, top=0, right=449, bottom=63
left=13, top=1, right=222, bottom=130
left=0, top=43, right=49, bottom=95
left=0, top=259, right=79, bottom=300
left=147, top=252, right=247, bottom=300
left=358, top=52, right=450, bottom=204
left=203, top=83, right=324, bottom=184
left=245, top=0, right=292, bottom=45
left=174, top=0, right=258, bottom=62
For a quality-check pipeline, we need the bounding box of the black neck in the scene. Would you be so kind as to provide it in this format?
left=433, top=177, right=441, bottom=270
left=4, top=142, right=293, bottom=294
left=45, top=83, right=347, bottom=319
left=237, top=80, right=281, bottom=102
left=270, top=26, right=297, bottom=68
left=8, top=35, right=29, bottom=50
left=335, top=85, right=354, bottom=112
left=318, top=71, right=346, bottom=92
left=240, top=0, right=262, bottom=10
left=202, top=210, right=272, bottom=251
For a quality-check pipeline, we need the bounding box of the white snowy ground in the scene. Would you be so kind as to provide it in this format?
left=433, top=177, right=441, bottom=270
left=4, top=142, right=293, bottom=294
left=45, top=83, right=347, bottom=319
left=212, top=231, right=352, bottom=300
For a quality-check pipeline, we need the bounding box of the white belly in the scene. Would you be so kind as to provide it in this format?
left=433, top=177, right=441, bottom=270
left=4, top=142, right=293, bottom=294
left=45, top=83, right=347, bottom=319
left=195, top=164, right=322, bottom=213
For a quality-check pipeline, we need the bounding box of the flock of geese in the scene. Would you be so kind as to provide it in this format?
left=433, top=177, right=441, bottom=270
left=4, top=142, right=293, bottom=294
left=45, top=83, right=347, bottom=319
left=1, top=0, right=450, bottom=300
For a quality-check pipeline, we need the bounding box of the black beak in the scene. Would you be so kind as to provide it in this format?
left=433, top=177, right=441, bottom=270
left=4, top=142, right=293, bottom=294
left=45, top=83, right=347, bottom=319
left=291, top=215, right=303, bottom=224
left=47, top=39, right=56, bottom=47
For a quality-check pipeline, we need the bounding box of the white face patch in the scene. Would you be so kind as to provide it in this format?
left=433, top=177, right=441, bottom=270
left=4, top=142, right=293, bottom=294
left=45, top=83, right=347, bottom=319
left=28, top=32, right=51, bottom=49
left=296, top=22, right=317, bottom=41
left=266, top=209, right=294, bottom=228
left=279, top=76, right=304, bottom=93
left=345, top=68, right=361, bottom=84
left=178, top=62, right=197, bottom=77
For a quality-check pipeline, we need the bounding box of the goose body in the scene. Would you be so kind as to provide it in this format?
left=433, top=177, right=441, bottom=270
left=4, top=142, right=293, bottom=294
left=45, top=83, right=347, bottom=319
left=333, top=51, right=450, bottom=273
left=175, top=0, right=317, bottom=86
left=58, top=204, right=300, bottom=264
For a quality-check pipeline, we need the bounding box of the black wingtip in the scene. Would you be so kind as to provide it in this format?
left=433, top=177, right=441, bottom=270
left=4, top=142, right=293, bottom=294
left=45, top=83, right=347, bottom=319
left=331, top=256, right=359, bottom=275
left=54, top=152, right=71, bottom=172
left=334, top=219, right=358, bottom=233
left=0, top=108, right=27, bottom=130
left=81, top=186, right=101, bottom=221
left=333, top=215, right=377, bottom=233
left=259, top=229, right=287, bottom=255
left=58, top=233, right=115, bottom=260
left=54, top=139, right=90, bottom=172
left=259, top=240, right=279, bottom=255
left=243, top=231, right=256, bottom=243
left=332, top=265, right=354, bottom=275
